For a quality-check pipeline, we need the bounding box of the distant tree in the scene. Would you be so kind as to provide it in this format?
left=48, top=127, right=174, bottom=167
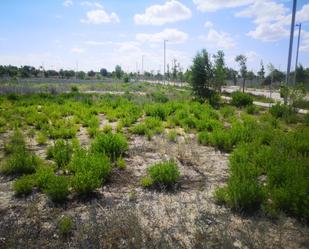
left=87, top=70, right=96, bottom=77
left=115, top=65, right=123, bottom=79
left=226, top=68, right=238, bottom=86
left=100, top=68, right=108, bottom=77
left=172, top=59, right=178, bottom=81
left=235, top=55, right=248, bottom=93
left=76, top=71, right=86, bottom=80
left=44, top=70, right=59, bottom=78
left=190, top=49, right=214, bottom=101
left=295, top=64, right=306, bottom=84
left=213, top=50, right=226, bottom=92
left=257, top=60, right=265, bottom=83
left=247, top=71, right=256, bottom=81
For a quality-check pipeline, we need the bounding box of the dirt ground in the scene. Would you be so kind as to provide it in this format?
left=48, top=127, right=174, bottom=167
left=0, top=117, right=308, bottom=249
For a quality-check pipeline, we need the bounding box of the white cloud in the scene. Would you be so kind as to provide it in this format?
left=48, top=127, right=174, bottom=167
left=117, top=42, right=141, bottom=54
left=81, top=9, right=120, bottom=24
left=193, top=0, right=253, bottom=12
left=247, top=22, right=289, bottom=42
left=134, top=0, right=191, bottom=25
left=63, top=0, right=73, bottom=7
left=80, top=1, right=103, bottom=9
left=136, top=29, right=188, bottom=44
left=71, top=47, right=85, bottom=54
left=300, top=31, right=309, bottom=52
left=199, top=29, right=236, bottom=50
left=235, top=0, right=288, bottom=24
left=236, top=2, right=309, bottom=43
left=85, top=40, right=113, bottom=46
left=204, top=21, right=213, bottom=28
left=245, top=51, right=259, bottom=62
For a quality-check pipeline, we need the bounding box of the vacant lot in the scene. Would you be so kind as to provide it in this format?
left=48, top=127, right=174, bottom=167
left=0, top=83, right=308, bottom=249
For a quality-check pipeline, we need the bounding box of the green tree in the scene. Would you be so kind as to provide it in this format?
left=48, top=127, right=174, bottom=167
left=190, top=49, right=214, bottom=101
left=213, top=50, right=226, bottom=92
left=115, top=65, right=123, bottom=79
left=235, top=55, right=247, bottom=93
left=257, top=60, right=265, bottom=83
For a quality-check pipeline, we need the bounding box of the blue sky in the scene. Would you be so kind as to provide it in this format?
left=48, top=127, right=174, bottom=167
left=0, top=0, right=309, bottom=73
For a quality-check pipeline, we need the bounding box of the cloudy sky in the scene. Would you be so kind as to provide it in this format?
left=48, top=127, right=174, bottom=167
left=0, top=0, right=308, bottom=73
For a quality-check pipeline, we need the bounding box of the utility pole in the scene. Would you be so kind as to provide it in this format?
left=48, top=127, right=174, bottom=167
left=294, top=23, right=302, bottom=85
left=285, top=0, right=297, bottom=104
left=163, top=40, right=168, bottom=85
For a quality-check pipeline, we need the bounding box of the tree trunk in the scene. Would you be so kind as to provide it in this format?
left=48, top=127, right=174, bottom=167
left=242, top=78, right=245, bottom=93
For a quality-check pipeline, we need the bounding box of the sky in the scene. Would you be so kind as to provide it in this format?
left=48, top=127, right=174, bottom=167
left=0, top=0, right=309, bottom=74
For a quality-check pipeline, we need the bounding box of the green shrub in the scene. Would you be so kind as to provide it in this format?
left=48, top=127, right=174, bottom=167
left=144, top=160, right=180, bottom=188
left=45, top=175, right=69, bottom=203
left=167, top=130, right=177, bottom=142
left=36, top=132, right=47, bottom=145
left=1, top=148, right=39, bottom=175
left=116, top=157, right=126, bottom=170
left=71, top=86, right=79, bottom=93
left=46, top=140, right=73, bottom=168
left=148, top=92, right=168, bottom=103
left=102, top=125, right=112, bottom=133
left=269, top=103, right=293, bottom=118
left=231, top=91, right=253, bottom=107
left=140, top=176, right=154, bottom=188
left=58, top=216, right=74, bottom=236
left=91, top=132, right=128, bottom=161
left=35, top=166, right=55, bottom=190
left=4, top=130, right=26, bottom=154
left=70, top=150, right=111, bottom=196
left=245, top=105, right=258, bottom=114
left=13, top=175, right=36, bottom=196
left=198, top=129, right=233, bottom=152
left=145, top=104, right=170, bottom=120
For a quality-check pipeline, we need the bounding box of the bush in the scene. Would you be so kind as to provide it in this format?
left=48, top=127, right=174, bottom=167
left=231, top=91, right=253, bottom=107
left=35, top=166, right=55, bottom=190
left=13, top=175, right=36, bottom=196
left=130, top=117, right=163, bottom=139
left=36, top=132, right=47, bottom=145
left=140, top=176, right=153, bottom=188
left=245, top=105, right=258, bottom=115
left=70, top=150, right=111, bottom=196
left=1, top=148, right=39, bottom=175
left=269, top=103, right=293, bottom=118
left=143, top=160, right=180, bottom=188
left=91, top=132, right=128, bottom=161
left=116, top=157, right=126, bottom=170
left=148, top=92, right=168, bottom=103
left=45, top=175, right=69, bottom=203
left=4, top=130, right=26, bottom=154
left=58, top=216, right=74, bottom=236
left=46, top=140, right=73, bottom=168
left=71, top=86, right=79, bottom=93
left=167, top=130, right=178, bottom=142
left=198, top=129, right=233, bottom=152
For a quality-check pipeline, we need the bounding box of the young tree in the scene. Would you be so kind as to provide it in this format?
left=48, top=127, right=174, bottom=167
left=213, top=50, right=226, bottom=92
left=235, top=55, right=247, bottom=93
left=100, top=68, right=108, bottom=77
left=115, top=65, right=123, bottom=79
left=190, top=49, right=214, bottom=101
left=257, top=60, right=265, bottom=84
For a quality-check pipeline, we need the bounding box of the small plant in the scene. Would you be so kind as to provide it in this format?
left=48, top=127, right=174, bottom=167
left=4, top=130, right=26, bottom=154
left=102, top=125, right=112, bottom=133
left=231, top=91, right=253, bottom=107
left=140, top=176, right=153, bottom=188
left=36, top=132, right=48, bottom=145
left=167, top=130, right=178, bottom=142
left=142, top=160, right=180, bottom=188
left=58, top=216, right=74, bottom=236
left=116, top=157, right=126, bottom=170
left=71, top=86, right=79, bottom=93
left=44, top=175, right=69, bottom=203
left=46, top=140, right=73, bottom=168
left=246, top=105, right=258, bottom=115
left=1, top=148, right=39, bottom=175
left=35, top=166, right=55, bottom=190
left=269, top=103, right=293, bottom=118
left=91, top=132, right=128, bottom=161
left=13, top=175, right=36, bottom=196
left=70, top=150, right=111, bottom=196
